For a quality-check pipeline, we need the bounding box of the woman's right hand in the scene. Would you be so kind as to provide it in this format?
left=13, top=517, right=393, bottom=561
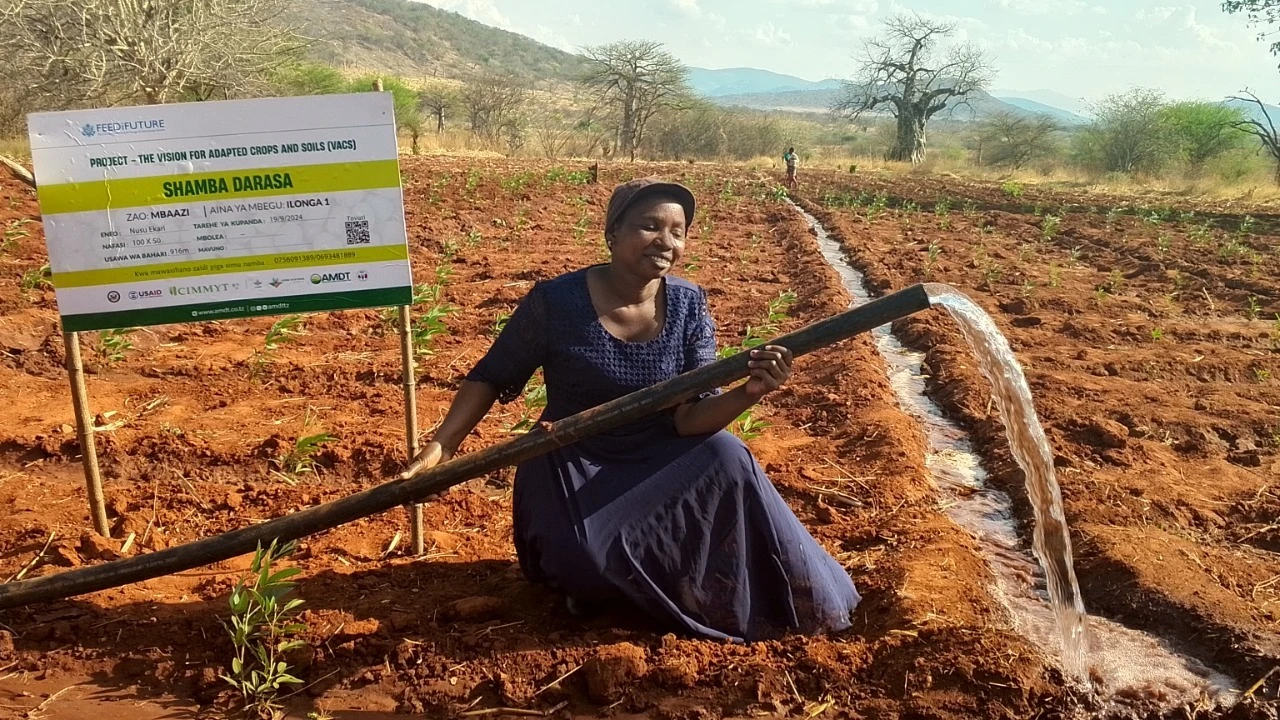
left=402, top=441, right=455, bottom=500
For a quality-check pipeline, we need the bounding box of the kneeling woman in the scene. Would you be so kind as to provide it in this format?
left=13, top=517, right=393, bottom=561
left=414, top=178, right=860, bottom=642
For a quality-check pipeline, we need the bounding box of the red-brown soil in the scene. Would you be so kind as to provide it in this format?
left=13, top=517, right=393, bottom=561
left=0, top=160, right=1273, bottom=719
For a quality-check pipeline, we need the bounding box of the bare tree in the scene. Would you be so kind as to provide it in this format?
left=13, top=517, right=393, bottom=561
left=977, top=111, right=1061, bottom=169
left=419, top=82, right=457, bottom=134
left=459, top=72, right=528, bottom=142
left=0, top=0, right=307, bottom=107
left=581, top=40, right=690, bottom=161
left=833, top=14, right=995, bottom=164
left=1228, top=89, right=1280, bottom=185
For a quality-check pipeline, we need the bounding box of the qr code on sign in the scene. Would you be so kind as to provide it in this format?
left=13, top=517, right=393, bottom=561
left=345, top=220, right=371, bottom=245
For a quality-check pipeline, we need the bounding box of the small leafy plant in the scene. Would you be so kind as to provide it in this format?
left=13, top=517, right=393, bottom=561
left=222, top=539, right=307, bottom=719
left=1041, top=214, right=1061, bottom=240
left=1150, top=327, right=1164, bottom=342
left=732, top=409, right=770, bottom=441
left=20, top=262, right=52, bottom=291
left=506, top=374, right=548, bottom=434
left=251, top=315, right=304, bottom=378
left=95, top=328, right=135, bottom=364
left=1000, top=181, right=1023, bottom=198
left=272, top=425, right=335, bottom=483
left=1247, top=296, right=1261, bottom=321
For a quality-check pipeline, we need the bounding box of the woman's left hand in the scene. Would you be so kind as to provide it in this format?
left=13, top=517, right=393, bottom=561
left=744, top=345, right=793, bottom=401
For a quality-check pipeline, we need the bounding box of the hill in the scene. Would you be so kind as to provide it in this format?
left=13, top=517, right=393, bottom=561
left=991, top=88, right=1090, bottom=115
left=708, top=85, right=1058, bottom=122
left=688, top=67, right=840, bottom=97
left=299, top=0, right=588, bottom=82
left=994, top=97, right=1086, bottom=125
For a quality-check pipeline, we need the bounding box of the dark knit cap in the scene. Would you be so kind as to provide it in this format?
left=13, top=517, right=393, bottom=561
left=604, top=177, right=696, bottom=235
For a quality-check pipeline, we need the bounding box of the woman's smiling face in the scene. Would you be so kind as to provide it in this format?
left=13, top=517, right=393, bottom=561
left=606, top=194, right=688, bottom=280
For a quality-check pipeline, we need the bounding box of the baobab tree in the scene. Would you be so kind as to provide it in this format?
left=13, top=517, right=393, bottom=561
left=834, top=14, right=995, bottom=164
left=581, top=40, right=689, bottom=161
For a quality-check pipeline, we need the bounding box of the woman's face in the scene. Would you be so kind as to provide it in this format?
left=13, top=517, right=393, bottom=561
left=607, top=195, right=687, bottom=280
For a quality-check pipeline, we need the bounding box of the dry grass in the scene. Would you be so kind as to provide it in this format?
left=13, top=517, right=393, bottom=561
left=0, top=136, right=30, bottom=165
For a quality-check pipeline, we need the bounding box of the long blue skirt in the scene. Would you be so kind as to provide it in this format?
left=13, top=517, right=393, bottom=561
left=513, top=425, right=861, bottom=642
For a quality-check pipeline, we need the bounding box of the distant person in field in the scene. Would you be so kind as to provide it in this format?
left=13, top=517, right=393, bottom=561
left=783, top=146, right=798, bottom=189
left=411, top=178, right=860, bottom=642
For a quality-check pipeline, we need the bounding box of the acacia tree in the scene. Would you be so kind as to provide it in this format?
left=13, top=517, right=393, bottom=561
left=459, top=72, right=528, bottom=142
left=833, top=14, right=994, bottom=164
left=0, top=0, right=306, bottom=106
left=581, top=40, right=690, bottom=161
left=976, top=111, right=1061, bottom=169
left=1074, top=89, right=1173, bottom=174
left=1228, top=89, right=1280, bottom=184
left=419, top=82, right=457, bottom=134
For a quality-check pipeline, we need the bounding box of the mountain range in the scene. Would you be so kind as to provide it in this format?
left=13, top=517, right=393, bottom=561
left=308, top=0, right=1277, bottom=126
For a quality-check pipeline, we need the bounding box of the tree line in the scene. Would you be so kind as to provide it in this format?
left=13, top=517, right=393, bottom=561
left=2, top=0, right=1279, bottom=186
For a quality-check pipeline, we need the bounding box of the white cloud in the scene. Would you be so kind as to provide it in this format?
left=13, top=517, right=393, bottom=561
left=530, top=24, right=576, bottom=53
left=1135, top=6, right=1178, bottom=22
left=668, top=0, right=702, bottom=17
left=420, top=0, right=511, bottom=29
left=992, top=0, right=1086, bottom=16
left=754, top=21, right=793, bottom=47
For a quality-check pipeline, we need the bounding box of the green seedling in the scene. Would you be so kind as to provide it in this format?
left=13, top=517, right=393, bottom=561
left=934, top=198, right=952, bottom=217
left=440, top=239, right=459, bottom=261
left=732, top=408, right=770, bottom=441
left=769, top=185, right=789, bottom=202
left=1069, top=246, right=1084, bottom=263
left=250, top=315, right=305, bottom=378
left=492, top=311, right=511, bottom=337
left=866, top=193, right=889, bottom=219
left=901, top=200, right=919, bottom=214
left=925, top=241, right=942, bottom=274
left=465, top=169, right=482, bottom=195
left=411, top=303, right=457, bottom=357
left=1021, top=280, right=1036, bottom=298
left=1247, top=296, right=1262, bottom=321
left=222, top=539, right=307, bottom=719
left=272, top=412, right=335, bottom=482
left=507, top=375, right=548, bottom=434
left=3, top=218, right=31, bottom=251
left=1156, top=233, right=1171, bottom=255
left=1151, top=327, right=1164, bottom=342
left=20, top=263, right=52, bottom=291
left=1240, top=215, right=1256, bottom=234
left=1255, top=367, right=1272, bottom=382
left=465, top=229, right=483, bottom=247
left=1048, top=264, right=1061, bottom=288
left=962, top=200, right=978, bottom=216
left=95, top=328, right=135, bottom=364
left=573, top=213, right=591, bottom=244
left=1000, top=181, right=1023, bottom=198
left=1040, top=214, right=1060, bottom=240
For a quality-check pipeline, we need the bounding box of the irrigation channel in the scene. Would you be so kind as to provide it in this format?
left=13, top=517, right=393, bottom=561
left=788, top=199, right=1238, bottom=708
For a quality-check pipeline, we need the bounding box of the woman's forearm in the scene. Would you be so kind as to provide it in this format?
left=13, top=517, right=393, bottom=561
left=431, top=380, right=500, bottom=452
left=672, top=385, right=758, bottom=437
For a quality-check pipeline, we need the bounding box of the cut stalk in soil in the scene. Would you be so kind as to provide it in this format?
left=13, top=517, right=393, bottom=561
left=0, top=283, right=931, bottom=609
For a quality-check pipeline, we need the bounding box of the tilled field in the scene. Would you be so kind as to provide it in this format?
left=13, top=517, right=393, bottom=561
left=0, top=159, right=1274, bottom=719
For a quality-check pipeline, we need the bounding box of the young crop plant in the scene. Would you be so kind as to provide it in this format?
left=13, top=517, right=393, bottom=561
left=1048, top=263, right=1061, bottom=288
left=1247, top=296, right=1262, bottom=321
left=1156, top=233, right=1172, bottom=255
left=95, top=328, right=135, bottom=365
left=222, top=539, right=307, bottom=719
left=271, top=409, right=335, bottom=483
left=1041, top=214, right=1061, bottom=240
left=251, top=315, right=304, bottom=378
left=934, top=198, right=952, bottom=217
left=866, top=193, right=889, bottom=219
left=1151, top=327, right=1164, bottom=342
left=1000, top=181, right=1023, bottom=199
left=925, top=241, right=942, bottom=275
left=20, top=262, right=51, bottom=291
left=506, top=374, right=548, bottom=434
left=3, top=218, right=31, bottom=252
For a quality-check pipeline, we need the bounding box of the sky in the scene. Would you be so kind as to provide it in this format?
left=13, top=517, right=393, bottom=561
left=420, top=0, right=1280, bottom=105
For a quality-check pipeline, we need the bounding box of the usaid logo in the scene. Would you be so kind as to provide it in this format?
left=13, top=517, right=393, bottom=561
left=80, top=119, right=165, bottom=137
left=128, top=289, right=164, bottom=301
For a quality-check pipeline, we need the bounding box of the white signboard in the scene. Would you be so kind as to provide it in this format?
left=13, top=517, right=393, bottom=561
left=28, top=93, right=413, bottom=331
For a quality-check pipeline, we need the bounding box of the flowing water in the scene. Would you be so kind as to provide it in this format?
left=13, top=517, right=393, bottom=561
left=789, top=200, right=1238, bottom=707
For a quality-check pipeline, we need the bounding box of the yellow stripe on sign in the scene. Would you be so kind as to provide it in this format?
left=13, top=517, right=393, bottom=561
left=36, top=160, right=402, bottom=215
left=53, top=244, right=408, bottom=288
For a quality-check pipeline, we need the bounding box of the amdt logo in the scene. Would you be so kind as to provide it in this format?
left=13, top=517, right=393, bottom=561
left=310, top=272, right=352, bottom=285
